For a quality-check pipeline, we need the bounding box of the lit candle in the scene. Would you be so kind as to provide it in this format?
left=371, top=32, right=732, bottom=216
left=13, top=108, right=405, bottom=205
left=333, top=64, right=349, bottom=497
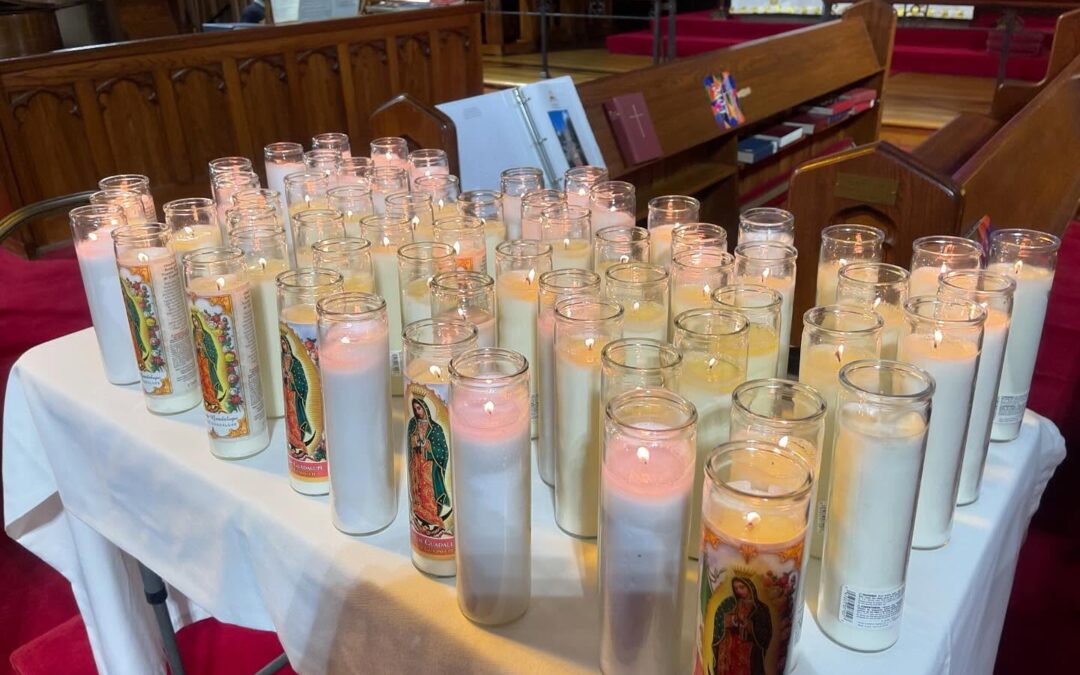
left=647, top=194, right=699, bottom=268
left=695, top=440, right=813, bottom=675
left=600, top=338, right=682, bottom=404
left=594, top=225, right=650, bottom=279
left=458, top=190, right=506, bottom=278
left=520, top=188, right=565, bottom=241
left=500, top=167, right=544, bottom=240
left=413, top=174, right=461, bottom=223
left=734, top=242, right=798, bottom=376
left=113, top=224, right=202, bottom=414
left=328, top=185, right=374, bottom=238
left=70, top=204, right=140, bottom=384
left=818, top=360, right=933, bottom=652
left=398, top=242, right=456, bottom=328
left=835, top=262, right=910, bottom=360
left=98, top=174, right=156, bottom=223
left=90, top=188, right=151, bottom=225
left=554, top=297, right=624, bottom=537
left=450, top=348, right=532, bottom=625
left=673, top=308, right=749, bottom=552
left=312, top=131, right=351, bottom=159
left=604, top=262, right=669, bottom=341
left=265, top=144, right=306, bottom=232
left=293, top=209, right=345, bottom=268
left=671, top=222, right=728, bottom=258
left=712, top=284, right=783, bottom=380
left=386, top=192, right=436, bottom=242
left=184, top=248, right=270, bottom=459
left=360, top=215, right=413, bottom=390
left=987, top=229, right=1060, bottom=441
left=540, top=203, right=593, bottom=271
left=311, top=237, right=375, bottom=294
left=737, top=207, right=795, bottom=246
left=897, top=297, right=984, bottom=549
left=670, top=250, right=735, bottom=336
left=277, top=268, right=344, bottom=495
left=434, top=215, right=487, bottom=274
left=798, top=306, right=882, bottom=557
left=564, top=165, right=608, bottom=209
left=601, top=390, right=696, bottom=674
left=590, top=181, right=637, bottom=238
left=403, top=319, right=478, bottom=576
left=212, top=171, right=259, bottom=236
left=815, top=224, right=885, bottom=306
left=429, top=270, right=498, bottom=348
left=908, top=235, right=983, bottom=298
left=370, top=136, right=409, bottom=170
left=283, top=171, right=331, bottom=265
left=368, top=167, right=409, bottom=217
left=407, top=148, right=450, bottom=185
left=496, top=241, right=553, bottom=439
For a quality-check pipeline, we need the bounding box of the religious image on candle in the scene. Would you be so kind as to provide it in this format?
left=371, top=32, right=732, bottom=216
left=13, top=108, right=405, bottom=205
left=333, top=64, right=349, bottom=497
left=120, top=262, right=188, bottom=397
left=280, top=314, right=327, bottom=483
left=406, top=379, right=454, bottom=562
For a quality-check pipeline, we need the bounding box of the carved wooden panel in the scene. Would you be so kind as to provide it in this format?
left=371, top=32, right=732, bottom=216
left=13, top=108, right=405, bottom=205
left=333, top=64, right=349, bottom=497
left=171, top=65, right=236, bottom=181
left=296, top=47, right=347, bottom=140
left=237, top=55, right=295, bottom=155
left=95, top=74, right=174, bottom=184
left=437, top=29, right=472, bottom=102
left=396, top=33, right=433, bottom=103
left=348, top=41, right=392, bottom=146
left=7, top=87, right=97, bottom=198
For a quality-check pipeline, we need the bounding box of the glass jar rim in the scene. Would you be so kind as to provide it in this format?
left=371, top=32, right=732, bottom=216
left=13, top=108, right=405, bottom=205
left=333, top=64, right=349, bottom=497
left=838, top=261, right=910, bottom=287
left=673, top=222, right=727, bottom=237
left=276, top=267, right=343, bottom=290
left=212, top=170, right=259, bottom=188
left=500, top=166, right=544, bottom=181
left=591, top=181, right=636, bottom=199
left=230, top=224, right=286, bottom=243
left=939, top=269, right=1016, bottom=298
left=409, top=148, right=447, bottom=160
left=990, top=228, right=1061, bottom=254
left=733, top=241, right=798, bottom=261
left=294, top=209, right=343, bottom=224
left=740, top=207, right=794, bottom=227
left=595, top=224, right=649, bottom=243
left=732, top=378, right=826, bottom=423
left=539, top=268, right=601, bottom=292
left=672, top=249, right=735, bottom=270
left=522, top=188, right=565, bottom=205
left=209, top=156, right=253, bottom=171
left=361, top=214, right=410, bottom=231
left=605, top=388, right=697, bottom=435
left=284, top=170, right=330, bottom=185
left=313, top=131, right=349, bottom=143
left=111, top=223, right=166, bottom=245
left=182, top=246, right=244, bottom=270
left=706, top=440, right=814, bottom=500
left=386, top=191, right=432, bottom=206
left=912, top=234, right=984, bottom=257
left=540, top=203, right=590, bottom=220
left=673, top=307, right=749, bottom=338
left=821, top=223, right=886, bottom=244
left=434, top=215, right=484, bottom=232
left=369, top=166, right=409, bottom=183
left=328, top=184, right=372, bottom=198
left=403, top=318, right=478, bottom=348
left=605, top=261, right=668, bottom=285
left=459, top=189, right=502, bottom=204
left=70, top=203, right=125, bottom=228
left=565, top=165, right=607, bottom=180
left=712, top=284, right=783, bottom=309
left=555, top=296, right=624, bottom=323
left=371, top=136, right=407, bottom=147
left=316, top=291, right=385, bottom=318
left=264, top=142, right=304, bottom=160
left=903, top=296, right=986, bottom=326
left=647, top=194, right=698, bottom=210
left=99, top=174, right=149, bottom=188
left=495, top=239, right=553, bottom=260
left=430, top=270, right=494, bottom=294
left=312, top=236, right=371, bottom=255
left=602, top=338, right=683, bottom=372
left=803, top=305, right=884, bottom=335
left=398, top=241, right=456, bottom=262
left=449, top=347, right=528, bottom=383
left=838, top=358, right=936, bottom=402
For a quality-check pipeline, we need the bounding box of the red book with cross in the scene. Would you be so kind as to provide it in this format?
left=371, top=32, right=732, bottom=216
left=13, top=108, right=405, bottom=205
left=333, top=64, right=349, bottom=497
left=603, top=93, right=663, bottom=166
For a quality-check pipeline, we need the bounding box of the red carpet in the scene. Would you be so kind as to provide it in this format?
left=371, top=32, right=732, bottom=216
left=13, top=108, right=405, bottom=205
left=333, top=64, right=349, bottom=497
left=606, top=11, right=1056, bottom=80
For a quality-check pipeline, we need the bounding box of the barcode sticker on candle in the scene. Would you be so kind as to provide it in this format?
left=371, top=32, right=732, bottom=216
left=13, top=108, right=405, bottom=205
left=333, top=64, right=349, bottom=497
left=995, top=393, right=1027, bottom=425
left=390, top=350, right=403, bottom=377
left=530, top=393, right=538, bottom=422
left=839, top=584, right=904, bottom=630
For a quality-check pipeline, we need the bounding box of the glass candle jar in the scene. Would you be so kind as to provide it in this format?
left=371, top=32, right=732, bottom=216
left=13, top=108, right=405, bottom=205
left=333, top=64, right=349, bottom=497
left=897, top=297, right=985, bottom=549
left=734, top=242, right=798, bottom=376
left=293, top=209, right=345, bottom=267
left=564, top=165, right=608, bottom=208
left=738, top=207, right=795, bottom=246
left=672, top=307, right=750, bottom=550
left=433, top=215, right=487, bottom=274
left=284, top=170, right=332, bottom=263
left=671, top=222, right=728, bottom=257
left=277, top=268, right=344, bottom=495
left=370, top=136, right=409, bottom=168
left=601, top=389, right=696, bottom=674
left=226, top=206, right=281, bottom=236
left=670, top=249, right=736, bottom=332
left=328, top=184, right=374, bottom=237
left=264, top=142, right=305, bottom=216
left=938, top=270, right=1015, bottom=505
left=496, top=240, right=553, bottom=438
left=312, top=131, right=351, bottom=158
left=647, top=195, right=700, bottom=268
left=317, top=292, right=396, bottom=535
left=403, top=318, right=478, bottom=576
left=712, top=284, right=783, bottom=379
left=554, top=297, right=624, bottom=537
left=987, top=228, right=1060, bottom=441
left=908, top=235, right=983, bottom=298
left=604, top=262, right=669, bottom=341
left=590, top=181, right=637, bottom=235
left=413, top=174, right=460, bottom=221
left=212, top=171, right=260, bottom=234
left=696, top=440, right=813, bottom=672
left=458, top=190, right=506, bottom=278
left=113, top=224, right=201, bottom=415
left=521, top=188, right=565, bottom=241
left=429, top=270, right=497, bottom=348
left=600, top=338, right=682, bottom=404
left=816, top=224, right=886, bottom=306
left=183, top=247, right=270, bottom=459
left=99, top=174, right=156, bottom=221
left=449, top=348, right=532, bottom=625
left=209, top=156, right=253, bottom=179
left=230, top=226, right=290, bottom=420
left=304, top=148, right=342, bottom=175
left=836, top=262, right=910, bottom=360
left=232, top=187, right=285, bottom=215
left=818, top=359, right=934, bottom=652
left=386, top=191, right=435, bottom=241
left=369, top=167, right=410, bottom=216
left=540, top=204, right=592, bottom=271
left=90, top=188, right=151, bottom=225
left=163, top=197, right=222, bottom=269
left=799, top=305, right=883, bottom=557
left=407, top=148, right=449, bottom=185
left=359, top=215, right=413, bottom=388
left=594, top=225, right=649, bottom=279
left=70, top=204, right=138, bottom=384
left=312, top=237, right=374, bottom=293
left=336, top=157, right=374, bottom=186
left=398, top=242, right=456, bottom=328
left=537, top=269, right=602, bottom=486
left=500, top=167, right=545, bottom=239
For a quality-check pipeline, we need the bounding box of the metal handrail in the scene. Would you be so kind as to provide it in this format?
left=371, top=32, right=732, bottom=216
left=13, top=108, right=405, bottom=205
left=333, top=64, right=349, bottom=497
left=0, top=190, right=94, bottom=245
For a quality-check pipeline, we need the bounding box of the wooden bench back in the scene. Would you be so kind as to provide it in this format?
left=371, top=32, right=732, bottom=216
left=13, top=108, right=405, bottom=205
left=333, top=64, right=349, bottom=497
left=370, top=93, right=461, bottom=176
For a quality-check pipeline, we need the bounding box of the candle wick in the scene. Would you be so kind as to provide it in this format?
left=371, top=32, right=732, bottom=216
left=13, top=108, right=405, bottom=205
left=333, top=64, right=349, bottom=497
left=258, top=257, right=267, bottom=271
left=215, top=276, right=226, bottom=290
left=933, top=329, right=943, bottom=349
left=483, top=400, right=495, bottom=415
left=585, top=337, right=595, bottom=350
left=835, top=344, right=845, bottom=363
left=636, top=446, right=650, bottom=463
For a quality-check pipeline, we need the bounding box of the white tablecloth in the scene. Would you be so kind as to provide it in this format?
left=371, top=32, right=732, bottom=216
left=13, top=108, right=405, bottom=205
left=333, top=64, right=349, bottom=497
left=3, top=329, right=1066, bottom=674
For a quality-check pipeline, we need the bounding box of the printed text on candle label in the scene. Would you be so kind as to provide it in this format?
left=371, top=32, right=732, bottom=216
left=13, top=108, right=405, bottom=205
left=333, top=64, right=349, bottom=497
left=995, top=393, right=1027, bottom=426
left=839, top=584, right=904, bottom=631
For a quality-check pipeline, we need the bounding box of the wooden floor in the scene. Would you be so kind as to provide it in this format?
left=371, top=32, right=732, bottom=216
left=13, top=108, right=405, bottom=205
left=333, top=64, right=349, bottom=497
left=483, top=49, right=998, bottom=149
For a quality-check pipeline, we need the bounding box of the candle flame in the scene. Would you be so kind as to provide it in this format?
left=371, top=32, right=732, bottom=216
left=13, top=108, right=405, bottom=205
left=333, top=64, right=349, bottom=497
left=304, top=195, right=312, bottom=207
left=632, top=301, right=640, bottom=312
left=939, top=262, right=948, bottom=275
left=838, top=258, right=848, bottom=268
left=410, top=216, right=420, bottom=228
left=88, top=232, right=98, bottom=241
left=1013, top=260, right=1024, bottom=275
left=382, top=236, right=391, bottom=247
left=619, top=255, right=630, bottom=264
left=778, top=435, right=789, bottom=448
left=745, top=511, right=761, bottom=530
left=527, top=268, right=536, bottom=285
left=457, top=306, right=467, bottom=319
left=215, top=276, right=226, bottom=290
left=453, top=241, right=461, bottom=255
left=562, top=238, right=571, bottom=250
left=707, top=356, right=718, bottom=370
left=340, top=335, right=351, bottom=344
left=834, top=344, right=845, bottom=363
left=183, top=225, right=194, bottom=237
left=637, top=446, right=650, bottom=463
left=585, top=337, right=595, bottom=350
left=258, top=257, right=267, bottom=271
left=137, top=252, right=149, bottom=263
left=345, top=209, right=353, bottom=219
left=577, top=188, right=586, bottom=197
left=429, top=364, right=442, bottom=379
left=437, top=198, right=445, bottom=210
left=702, top=283, right=712, bottom=297
left=933, top=329, right=944, bottom=348
left=872, top=296, right=882, bottom=309
left=483, top=400, right=495, bottom=415
left=762, top=268, right=771, bottom=283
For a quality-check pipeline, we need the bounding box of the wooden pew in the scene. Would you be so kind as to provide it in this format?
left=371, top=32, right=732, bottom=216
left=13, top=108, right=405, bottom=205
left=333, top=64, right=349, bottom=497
left=0, top=5, right=483, bottom=247
left=575, top=0, right=896, bottom=231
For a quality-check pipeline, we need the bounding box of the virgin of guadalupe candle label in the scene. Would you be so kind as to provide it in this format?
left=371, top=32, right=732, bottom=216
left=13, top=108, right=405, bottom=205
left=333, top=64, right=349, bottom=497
left=696, top=524, right=804, bottom=675
left=280, top=316, right=327, bottom=481
left=119, top=260, right=197, bottom=396
left=189, top=290, right=266, bottom=439
left=405, top=381, right=454, bottom=560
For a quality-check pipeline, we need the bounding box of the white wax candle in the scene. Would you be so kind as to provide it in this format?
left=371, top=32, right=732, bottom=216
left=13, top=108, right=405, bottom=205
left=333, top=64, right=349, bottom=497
left=762, top=274, right=795, bottom=376
left=320, top=322, right=396, bottom=534
left=497, top=270, right=540, bottom=437
left=342, top=271, right=375, bottom=294
left=957, top=308, right=1009, bottom=504
left=621, top=299, right=667, bottom=341
left=537, top=309, right=557, bottom=486
left=248, top=259, right=289, bottom=418
left=671, top=282, right=716, bottom=328
left=746, top=324, right=779, bottom=380
left=600, top=437, right=693, bottom=674
left=116, top=247, right=201, bottom=414
left=371, top=245, right=404, bottom=387
left=897, top=332, right=978, bottom=548
left=401, top=277, right=433, bottom=327
left=908, top=265, right=945, bottom=299
left=875, top=303, right=904, bottom=361
left=167, top=225, right=222, bottom=269
left=649, top=224, right=675, bottom=269
left=280, top=304, right=329, bottom=495
left=816, top=259, right=845, bottom=306
left=483, top=220, right=507, bottom=278
left=738, top=229, right=795, bottom=246
left=567, top=188, right=590, bottom=209
left=591, top=209, right=635, bottom=236
left=451, top=382, right=532, bottom=625
left=989, top=262, right=1053, bottom=440
left=550, top=239, right=591, bottom=271
left=409, top=164, right=449, bottom=186
left=503, top=193, right=523, bottom=240
left=436, top=307, right=496, bottom=348
left=678, top=355, right=740, bottom=551
left=186, top=274, right=269, bottom=459
left=818, top=403, right=926, bottom=651
left=75, top=229, right=140, bottom=384
left=265, top=160, right=304, bottom=216
left=555, top=336, right=608, bottom=537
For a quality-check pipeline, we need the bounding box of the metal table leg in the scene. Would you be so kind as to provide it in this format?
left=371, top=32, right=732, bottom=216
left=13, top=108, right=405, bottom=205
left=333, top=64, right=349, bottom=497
left=137, top=563, right=185, bottom=675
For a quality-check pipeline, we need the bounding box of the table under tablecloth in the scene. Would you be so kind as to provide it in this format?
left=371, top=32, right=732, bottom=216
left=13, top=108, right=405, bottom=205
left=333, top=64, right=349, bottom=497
left=3, top=329, right=1065, bottom=674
